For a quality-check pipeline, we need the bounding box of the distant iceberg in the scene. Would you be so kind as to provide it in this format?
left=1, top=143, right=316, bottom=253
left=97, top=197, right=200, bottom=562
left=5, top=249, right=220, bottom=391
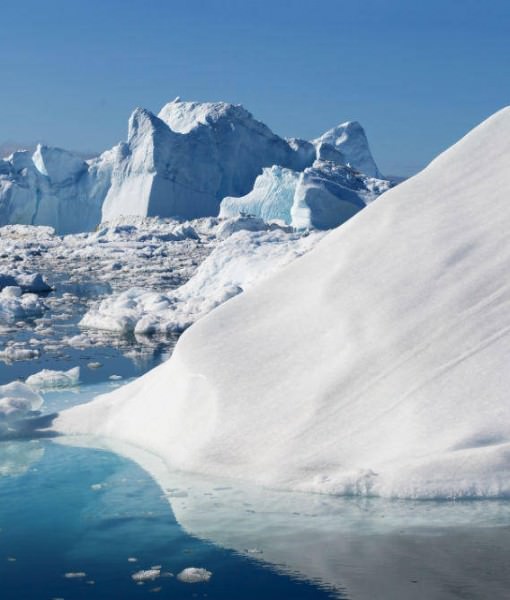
left=0, top=99, right=387, bottom=234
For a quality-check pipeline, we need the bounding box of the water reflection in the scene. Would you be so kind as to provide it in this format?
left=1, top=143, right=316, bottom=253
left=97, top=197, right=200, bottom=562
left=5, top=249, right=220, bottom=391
left=0, top=439, right=339, bottom=600
left=0, top=441, right=44, bottom=476
left=74, top=439, right=510, bottom=600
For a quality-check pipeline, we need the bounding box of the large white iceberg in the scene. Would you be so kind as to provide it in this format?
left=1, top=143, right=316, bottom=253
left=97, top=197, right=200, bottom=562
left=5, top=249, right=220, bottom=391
left=101, top=100, right=312, bottom=222
left=0, top=99, right=384, bottom=233
left=56, top=106, right=510, bottom=499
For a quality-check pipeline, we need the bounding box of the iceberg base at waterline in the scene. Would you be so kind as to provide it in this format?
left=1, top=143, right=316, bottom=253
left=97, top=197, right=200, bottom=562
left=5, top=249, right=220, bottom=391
left=56, top=106, right=510, bottom=500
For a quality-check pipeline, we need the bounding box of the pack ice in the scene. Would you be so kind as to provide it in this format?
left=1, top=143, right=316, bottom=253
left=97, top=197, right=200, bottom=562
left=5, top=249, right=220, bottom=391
left=56, top=106, right=510, bottom=499
left=0, top=99, right=387, bottom=233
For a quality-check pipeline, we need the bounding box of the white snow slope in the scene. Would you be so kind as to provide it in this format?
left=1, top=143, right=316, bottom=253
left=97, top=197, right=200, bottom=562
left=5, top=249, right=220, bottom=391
left=57, top=108, right=510, bottom=499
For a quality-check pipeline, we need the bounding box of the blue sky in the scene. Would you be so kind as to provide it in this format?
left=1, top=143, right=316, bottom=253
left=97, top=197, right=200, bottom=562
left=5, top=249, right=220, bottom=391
left=0, top=0, right=508, bottom=175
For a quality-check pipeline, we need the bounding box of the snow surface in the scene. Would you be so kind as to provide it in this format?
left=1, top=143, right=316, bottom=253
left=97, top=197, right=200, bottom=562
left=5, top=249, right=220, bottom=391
left=57, top=107, right=510, bottom=499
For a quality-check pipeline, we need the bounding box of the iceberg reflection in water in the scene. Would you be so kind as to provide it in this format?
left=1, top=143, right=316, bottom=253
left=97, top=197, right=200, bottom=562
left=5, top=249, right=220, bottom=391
left=2, top=381, right=510, bottom=600
left=64, top=433, right=510, bottom=600
left=0, top=438, right=341, bottom=600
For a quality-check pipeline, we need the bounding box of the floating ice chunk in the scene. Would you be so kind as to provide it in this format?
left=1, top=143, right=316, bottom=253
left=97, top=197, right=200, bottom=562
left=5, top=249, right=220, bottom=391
left=0, top=382, right=43, bottom=416
left=132, top=569, right=160, bottom=582
left=0, top=345, right=40, bottom=362
left=26, top=367, right=80, bottom=390
left=176, top=567, right=212, bottom=583
left=0, top=286, right=45, bottom=322
left=0, top=382, right=45, bottom=439
left=220, top=166, right=300, bottom=225
left=81, top=228, right=325, bottom=335
left=64, top=571, right=87, bottom=579
left=14, top=272, right=52, bottom=293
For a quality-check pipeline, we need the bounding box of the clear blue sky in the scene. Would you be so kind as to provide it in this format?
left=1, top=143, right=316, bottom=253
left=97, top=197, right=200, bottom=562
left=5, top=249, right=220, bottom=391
left=0, top=0, right=508, bottom=175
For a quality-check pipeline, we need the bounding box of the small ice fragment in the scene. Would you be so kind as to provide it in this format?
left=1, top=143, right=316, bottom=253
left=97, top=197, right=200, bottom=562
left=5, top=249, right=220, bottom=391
left=26, top=366, right=80, bottom=390
left=109, top=374, right=122, bottom=380
left=132, top=569, right=160, bottom=582
left=127, top=557, right=138, bottom=563
left=87, top=362, right=102, bottom=369
left=90, top=483, right=103, bottom=491
left=176, top=567, right=212, bottom=583
left=64, top=572, right=86, bottom=578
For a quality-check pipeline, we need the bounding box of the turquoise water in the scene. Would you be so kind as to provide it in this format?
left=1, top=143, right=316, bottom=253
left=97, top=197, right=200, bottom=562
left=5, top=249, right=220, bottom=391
left=0, top=439, right=341, bottom=600
left=1, top=381, right=510, bottom=599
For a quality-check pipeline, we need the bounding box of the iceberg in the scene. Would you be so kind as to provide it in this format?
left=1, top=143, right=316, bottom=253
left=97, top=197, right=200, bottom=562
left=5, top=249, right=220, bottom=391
left=0, top=145, right=112, bottom=235
left=313, top=120, right=381, bottom=178
left=57, top=106, right=510, bottom=499
left=0, top=99, right=385, bottom=233
left=220, top=158, right=390, bottom=230
left=220, top=165, right=300, bottom=225
left=101, top=100, right=312, bottom=223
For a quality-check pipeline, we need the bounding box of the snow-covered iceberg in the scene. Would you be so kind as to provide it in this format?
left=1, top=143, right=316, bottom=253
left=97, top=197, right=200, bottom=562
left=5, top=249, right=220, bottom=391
left=1, top=99, right=385, bottom=233
left=101, top=100, right=312, bottom=222
left=313, top=120, right=381, bottom=178
left=56, top=106, right=510, bottom=499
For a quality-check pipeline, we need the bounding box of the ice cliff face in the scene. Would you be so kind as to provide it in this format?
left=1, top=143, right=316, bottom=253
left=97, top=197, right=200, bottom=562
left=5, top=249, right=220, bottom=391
left=220, top=158, right=390, bottom=230
left=0, top=145, right=112, bottom=235
left=102, top=99, right=312, bottom=222
left=0, top=99, right=384, bottom=233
